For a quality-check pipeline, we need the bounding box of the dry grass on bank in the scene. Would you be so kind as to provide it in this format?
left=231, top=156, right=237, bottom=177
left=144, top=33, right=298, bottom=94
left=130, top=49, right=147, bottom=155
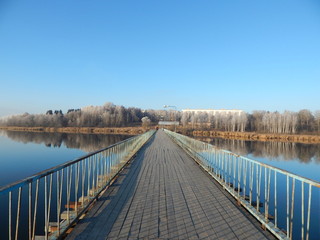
left=1, top=126, right=320, bottom=143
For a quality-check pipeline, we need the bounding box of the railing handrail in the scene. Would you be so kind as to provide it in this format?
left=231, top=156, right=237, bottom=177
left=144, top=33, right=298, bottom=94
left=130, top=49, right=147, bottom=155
left=219, top=149, right=320, bottom=187
left=169, top=130, right=320, bottom=188
left=0, top=134, right=139, bottom=194
left=0, top=129, right=156, bottom=240
left=164, top=129, right=320, bottom=240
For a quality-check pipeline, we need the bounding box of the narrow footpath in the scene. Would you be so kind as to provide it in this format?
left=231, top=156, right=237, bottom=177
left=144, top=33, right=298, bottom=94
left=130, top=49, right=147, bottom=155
left=66, top=130, right=274, bottom=240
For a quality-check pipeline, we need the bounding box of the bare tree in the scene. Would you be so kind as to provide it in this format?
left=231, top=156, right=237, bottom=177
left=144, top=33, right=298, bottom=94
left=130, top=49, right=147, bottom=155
left=298, top=109, right=314, bottom=132
left=181, top=112, right=190, bottom=127
left=141, top=116, right=151, bottom=128
left=314, top=110, right=320, bottom=133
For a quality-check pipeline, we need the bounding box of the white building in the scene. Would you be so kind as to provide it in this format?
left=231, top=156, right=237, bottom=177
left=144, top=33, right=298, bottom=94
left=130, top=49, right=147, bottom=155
left=182, top=109, right=244, bottom=116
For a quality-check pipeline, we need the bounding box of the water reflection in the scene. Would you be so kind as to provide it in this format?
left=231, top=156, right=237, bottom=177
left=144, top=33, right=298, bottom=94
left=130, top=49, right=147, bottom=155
left=194, top=137, right=320, bottom=239
left=195, top=137, right=320, bottom=163
left=2, top=131, right=131, bottom=152
left=0, top=131, right=132, bottom=187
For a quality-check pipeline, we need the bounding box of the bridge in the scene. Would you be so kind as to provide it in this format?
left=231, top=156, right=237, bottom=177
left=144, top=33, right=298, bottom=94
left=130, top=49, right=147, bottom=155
left=0, top=129, right=319, bottom=240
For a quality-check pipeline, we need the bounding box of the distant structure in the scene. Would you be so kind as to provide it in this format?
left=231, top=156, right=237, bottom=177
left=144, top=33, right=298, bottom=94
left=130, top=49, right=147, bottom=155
left=182, top=109, right=244, bottom=115
left=158, top=121, right=179, bottom=126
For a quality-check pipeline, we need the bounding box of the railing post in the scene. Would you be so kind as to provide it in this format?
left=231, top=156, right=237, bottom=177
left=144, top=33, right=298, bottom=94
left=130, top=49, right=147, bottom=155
left=287, top=175, right=289, bottom=238
left=162, top=129, right=319, bottom=240
left=15, top=187, right=22, bottom=240
left=302, top=181, right=304, bottom=240
left=9, top=192, right=11, bottom=240
left=29, top=183, right=32, bottom=240
left=45, top=176, right=48, bottom=240
left=290, top=179, right=295, bottom=239
left=274, top=171, right=277, bottom=228
left=306, top=184, right=312, bottom=240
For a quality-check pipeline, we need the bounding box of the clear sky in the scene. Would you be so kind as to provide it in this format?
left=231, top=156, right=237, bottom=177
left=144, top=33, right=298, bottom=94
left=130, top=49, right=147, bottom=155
left=0, top=0, right=319, bottom=116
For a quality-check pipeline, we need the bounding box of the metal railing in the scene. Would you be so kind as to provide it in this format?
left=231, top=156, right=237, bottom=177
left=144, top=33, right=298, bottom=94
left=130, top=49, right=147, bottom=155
left=164, top=129, right=320, bottom=240
left=0, top=130, right=155, bottom=240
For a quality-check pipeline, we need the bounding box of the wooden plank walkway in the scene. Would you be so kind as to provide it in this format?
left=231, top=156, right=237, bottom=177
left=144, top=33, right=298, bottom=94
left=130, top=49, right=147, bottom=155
left=66, top=130, right=275, bottom=240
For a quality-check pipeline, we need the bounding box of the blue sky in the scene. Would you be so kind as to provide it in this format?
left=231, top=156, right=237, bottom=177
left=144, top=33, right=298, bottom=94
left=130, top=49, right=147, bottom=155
left=0, top=0, right=320, bottom=116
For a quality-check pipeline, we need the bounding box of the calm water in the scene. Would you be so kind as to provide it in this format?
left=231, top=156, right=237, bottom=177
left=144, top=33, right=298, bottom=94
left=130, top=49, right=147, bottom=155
left=0, top=130, right=132, bottom=239
left=3, top=131, right=318, bottom=188
left=193, top=136, right=320, bottom=239
left=0, top=131, right=319, bottom=239
left=195, top=136, right=320, bottom=182
left=0, top=131, right=131, bottom=187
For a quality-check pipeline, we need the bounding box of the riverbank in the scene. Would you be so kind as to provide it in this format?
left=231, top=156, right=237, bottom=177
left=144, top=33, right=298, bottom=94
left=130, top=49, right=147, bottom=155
left=192, top=130, right=320, bottom=144
left=1, top=126, right=320, bottom=143
left=0, top=126, right=149, bottom=135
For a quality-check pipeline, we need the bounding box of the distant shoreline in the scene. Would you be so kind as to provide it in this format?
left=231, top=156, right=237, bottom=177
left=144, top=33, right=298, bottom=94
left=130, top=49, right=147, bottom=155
left=0, top=126, right=147, bottom=135
left=192, top=130, right=320, bottom=144
left=1, top=126, right=320, bottom=144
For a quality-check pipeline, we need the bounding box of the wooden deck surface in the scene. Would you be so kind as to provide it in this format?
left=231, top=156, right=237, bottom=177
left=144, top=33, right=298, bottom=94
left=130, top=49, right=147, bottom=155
left=66, top=130, right=274, bottom=240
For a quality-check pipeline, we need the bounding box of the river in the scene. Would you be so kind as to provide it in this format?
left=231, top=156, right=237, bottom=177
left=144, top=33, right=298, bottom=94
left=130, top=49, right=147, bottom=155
left=0, top=131, right=319, bottom=239
left=194, top=136, right=320, bottom=182
left=0, top=131, right=131, bottom=187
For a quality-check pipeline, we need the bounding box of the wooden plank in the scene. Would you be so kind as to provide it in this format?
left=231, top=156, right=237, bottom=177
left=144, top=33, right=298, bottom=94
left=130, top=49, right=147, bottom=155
left=66, top=130, right=275, bottom=240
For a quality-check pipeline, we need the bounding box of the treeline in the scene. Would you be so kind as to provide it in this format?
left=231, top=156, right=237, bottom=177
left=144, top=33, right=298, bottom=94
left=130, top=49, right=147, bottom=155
left=181, top=111, right=247, bottom=132
left=180, top=109, right=320, bottom=134
left=249, top=110, right=320, bottom=134
left=0, top=102, right=319, bottom=134
left=0, top=103, right=167, bottom=128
